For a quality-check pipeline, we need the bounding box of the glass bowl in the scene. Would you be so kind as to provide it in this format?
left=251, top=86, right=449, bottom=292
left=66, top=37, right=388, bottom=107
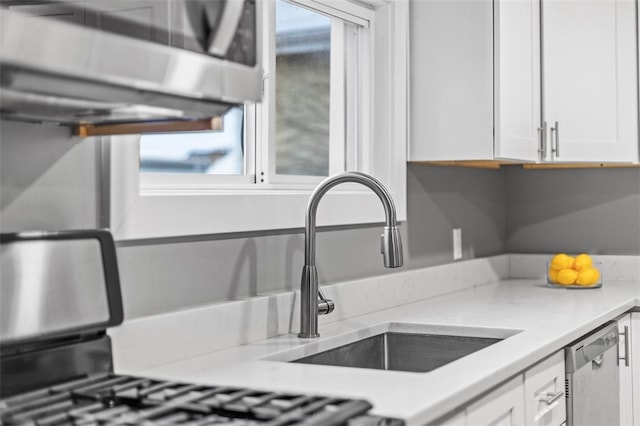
left=546, top=262, right=602, bottom=289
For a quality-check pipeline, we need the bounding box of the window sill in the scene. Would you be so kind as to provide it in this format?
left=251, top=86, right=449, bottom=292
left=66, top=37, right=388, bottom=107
left=108, top=187, right=405, bottom=241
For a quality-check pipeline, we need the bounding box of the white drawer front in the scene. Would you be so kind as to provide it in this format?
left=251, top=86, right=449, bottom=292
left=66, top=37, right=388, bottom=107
left=524, top=351, right=566, bottom=426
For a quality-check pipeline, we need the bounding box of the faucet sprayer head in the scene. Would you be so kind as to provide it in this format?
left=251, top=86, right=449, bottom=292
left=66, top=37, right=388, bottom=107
left=381, top=226, right=403, bottom=268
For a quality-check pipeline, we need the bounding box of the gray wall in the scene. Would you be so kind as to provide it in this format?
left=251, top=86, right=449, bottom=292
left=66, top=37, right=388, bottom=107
left=1, top=121, right=507, bottom=318
left=406, top=164, right=506, bottom=267
left=115, top=164, right=507, bottom=317
left=506, top=166, right=640, bottom=255
left=0, top=121, right=100, bottom=230
left=4, top=121, right=639, bottom=319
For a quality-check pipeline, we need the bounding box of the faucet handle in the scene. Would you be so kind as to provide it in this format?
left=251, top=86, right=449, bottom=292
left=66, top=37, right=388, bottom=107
left=317, top=288, right=335, bottom=315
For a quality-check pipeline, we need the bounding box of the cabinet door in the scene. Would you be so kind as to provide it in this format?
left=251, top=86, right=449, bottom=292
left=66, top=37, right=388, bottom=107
left=467, top=375, right=525, bottom=426
left=494, top=0, right=541, bottom=162
left=524, top=351, right=566, bottom=426
left=619, top=313, right=634, bottom=426
left=408, top=0, right=494, bottom=161
left=542, top=0, right=638, bottom=162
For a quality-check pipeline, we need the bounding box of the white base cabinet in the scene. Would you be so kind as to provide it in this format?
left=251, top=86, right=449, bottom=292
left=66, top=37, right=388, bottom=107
left=429, top=351, right=565, bottom=426
left=619, top=313, right=634, bottom=426
left=430, top=313, right=640, bottom=426
left=467, top=376, right=525, bottom=426
left=619, top=312, right=640, bottom=426
left=523, top=351, right=566, bottom=426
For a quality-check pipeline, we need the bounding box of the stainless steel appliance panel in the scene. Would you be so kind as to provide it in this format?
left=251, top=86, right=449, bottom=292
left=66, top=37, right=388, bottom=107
left=565, top=322, right=620, bottom=426
left=1, top=239, right=109, bottom=342
left=0, top=0, right=262, bottom=124
left=0, top=230, right=123, bottom=346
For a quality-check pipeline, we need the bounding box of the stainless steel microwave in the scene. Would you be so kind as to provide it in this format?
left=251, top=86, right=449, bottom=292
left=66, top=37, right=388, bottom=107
left=0, top=0, right=262, bottom=125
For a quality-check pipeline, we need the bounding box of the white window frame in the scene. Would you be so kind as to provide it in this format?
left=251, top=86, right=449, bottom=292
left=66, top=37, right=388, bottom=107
left=105, top=0, right=408, bottom=241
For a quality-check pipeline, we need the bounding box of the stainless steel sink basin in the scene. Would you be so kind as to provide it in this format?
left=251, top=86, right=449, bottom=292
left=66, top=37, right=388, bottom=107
left=292, top=331, right=504, bottom=373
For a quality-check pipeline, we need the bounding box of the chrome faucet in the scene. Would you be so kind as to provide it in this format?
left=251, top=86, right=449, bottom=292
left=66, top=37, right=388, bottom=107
left=298, top=172, right=403, bottom=338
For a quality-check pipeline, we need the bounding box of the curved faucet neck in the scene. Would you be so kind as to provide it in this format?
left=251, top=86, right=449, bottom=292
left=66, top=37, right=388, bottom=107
left=304, top=172, right=398, bottom=267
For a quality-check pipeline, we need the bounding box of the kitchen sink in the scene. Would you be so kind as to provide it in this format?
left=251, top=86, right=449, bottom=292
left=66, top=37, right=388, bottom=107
left=271, top=323, right=521, bottom=373
left=292, top=332, right=502, bottom=373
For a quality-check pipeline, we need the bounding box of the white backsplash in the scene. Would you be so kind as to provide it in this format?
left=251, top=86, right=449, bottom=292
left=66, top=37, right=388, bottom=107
left=109, top=255, right=510, bottom=371
left=109, top=253, right=639, bottom=372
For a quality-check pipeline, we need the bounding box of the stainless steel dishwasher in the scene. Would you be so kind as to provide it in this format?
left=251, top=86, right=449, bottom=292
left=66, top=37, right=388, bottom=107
left=565, top=321, right=620, bottom=426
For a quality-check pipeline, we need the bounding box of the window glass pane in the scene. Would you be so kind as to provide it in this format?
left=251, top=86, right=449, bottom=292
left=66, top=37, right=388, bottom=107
left=139, top=107, right=245, bottom=174
left=275, top=0, right=330, bottom=176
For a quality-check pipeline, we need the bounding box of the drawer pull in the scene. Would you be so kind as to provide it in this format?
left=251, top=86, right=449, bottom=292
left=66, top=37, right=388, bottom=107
left=538, top=391, right=564, bottom=405
left=534, top=392, right=564, bottom=422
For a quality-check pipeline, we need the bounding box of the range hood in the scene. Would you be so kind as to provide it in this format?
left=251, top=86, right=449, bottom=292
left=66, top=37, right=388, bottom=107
left=0, top=1, right=261, bottom=129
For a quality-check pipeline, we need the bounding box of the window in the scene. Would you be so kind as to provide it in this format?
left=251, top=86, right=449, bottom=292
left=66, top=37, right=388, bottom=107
left=274, top=0, right=331, bottom=177
left=106, top=0, right=408, bottom=240
left=140, top=0, right=352, bottom=184
left=139, top=107, right=245, bottom=175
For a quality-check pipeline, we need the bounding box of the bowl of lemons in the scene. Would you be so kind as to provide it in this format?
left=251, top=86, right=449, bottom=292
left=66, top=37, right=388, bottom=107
left=547, top=253, right=602, bottom=289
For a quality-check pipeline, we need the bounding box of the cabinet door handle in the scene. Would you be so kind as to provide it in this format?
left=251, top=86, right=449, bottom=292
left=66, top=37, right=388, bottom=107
left=550, top=121, right=560, bottom=157
left=619, top=325, right=630, bottom=367
left=537, top=122, right=548, bottom=159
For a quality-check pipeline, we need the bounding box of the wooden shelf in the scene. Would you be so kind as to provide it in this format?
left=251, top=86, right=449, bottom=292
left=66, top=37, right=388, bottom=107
left=410, top=160, right=640, bottom=170
left=411, top=160, right=520, bottom=169
left=75, top=117, right=223, bottom=137
left=521, top=163, right=640, bottom=169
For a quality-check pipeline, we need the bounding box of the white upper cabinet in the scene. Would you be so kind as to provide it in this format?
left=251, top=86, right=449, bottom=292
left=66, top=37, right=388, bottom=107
left=409, top=0, right=639, bottom=164
left=494, top=0, right=541, bottom=162
left=409, top=0, right=494, bottom=161
left=542, top=0, right=638, bottom=163
left=409, top=0, right=542, bottom=163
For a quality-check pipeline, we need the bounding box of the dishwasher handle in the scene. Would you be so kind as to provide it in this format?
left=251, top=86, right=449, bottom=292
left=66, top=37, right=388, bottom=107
left=592, top=354, right=604, bottom=368
left=565, top=322, right=619, bottom=372
left=583, top=333, right=618, bottom=361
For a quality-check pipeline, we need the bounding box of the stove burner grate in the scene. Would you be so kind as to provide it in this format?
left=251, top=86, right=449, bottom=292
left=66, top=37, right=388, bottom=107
left=1, top=374, right=375, bottom=425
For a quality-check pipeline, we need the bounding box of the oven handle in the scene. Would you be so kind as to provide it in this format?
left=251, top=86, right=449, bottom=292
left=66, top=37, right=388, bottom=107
left=206, top=0, right=246, bottom=57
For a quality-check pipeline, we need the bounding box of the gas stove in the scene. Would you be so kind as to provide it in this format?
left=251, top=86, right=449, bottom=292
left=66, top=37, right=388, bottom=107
left=0, top=230, right=403, bottom=426
left=0, top=373, right=390, bottom=425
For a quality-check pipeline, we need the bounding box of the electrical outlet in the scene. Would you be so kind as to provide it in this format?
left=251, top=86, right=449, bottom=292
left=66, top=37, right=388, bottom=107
left=453, top=228, right=462, bottom=260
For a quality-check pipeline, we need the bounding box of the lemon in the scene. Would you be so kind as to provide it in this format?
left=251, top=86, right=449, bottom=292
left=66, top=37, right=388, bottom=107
left=550, top=253, right=575, bottom=271
left=576, top=267, right=600, bottom=286
left=556, top=268, right=578, bottom=285
left=548, top=267, right=558, bottom=284
left=573, top=253, right=593, bottom=271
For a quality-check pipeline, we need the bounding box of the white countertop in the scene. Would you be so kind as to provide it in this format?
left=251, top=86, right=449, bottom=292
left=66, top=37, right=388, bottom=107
left=114, top=273, right=640, bottom=425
